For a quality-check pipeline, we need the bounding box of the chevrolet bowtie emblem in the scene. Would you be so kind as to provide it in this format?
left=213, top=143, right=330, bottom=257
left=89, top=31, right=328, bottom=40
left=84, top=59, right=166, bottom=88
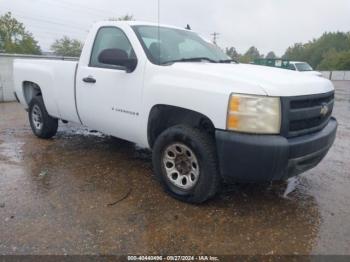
left=320, top=103, right=329, bottom=117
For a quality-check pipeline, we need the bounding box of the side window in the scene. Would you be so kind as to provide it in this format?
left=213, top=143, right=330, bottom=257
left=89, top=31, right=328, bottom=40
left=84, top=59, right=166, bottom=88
left=289, top=64, right=296, bottom=71
left=90, top=27, right=136, bottom=68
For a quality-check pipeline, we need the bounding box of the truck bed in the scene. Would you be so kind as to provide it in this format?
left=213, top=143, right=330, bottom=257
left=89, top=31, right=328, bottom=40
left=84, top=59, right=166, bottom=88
left=13, top=59, right=80, bottom=123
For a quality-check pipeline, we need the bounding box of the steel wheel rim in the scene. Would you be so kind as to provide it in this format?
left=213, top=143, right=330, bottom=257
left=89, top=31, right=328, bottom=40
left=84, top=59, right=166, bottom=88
left=162, top=143, right=200, bottom=190
left=32, top=104, right=43, bottom=130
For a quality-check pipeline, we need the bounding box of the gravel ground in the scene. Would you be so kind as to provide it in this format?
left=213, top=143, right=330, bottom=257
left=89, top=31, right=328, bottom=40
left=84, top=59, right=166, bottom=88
left=0, top=81, right=349, bottom=255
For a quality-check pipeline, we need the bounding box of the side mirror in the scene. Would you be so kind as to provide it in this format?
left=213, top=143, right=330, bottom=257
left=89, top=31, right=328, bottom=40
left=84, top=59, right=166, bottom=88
left=98, top=48, right=137, bottom=73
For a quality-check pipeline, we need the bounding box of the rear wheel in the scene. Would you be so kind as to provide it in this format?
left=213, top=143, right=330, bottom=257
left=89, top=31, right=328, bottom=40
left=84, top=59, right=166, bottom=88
left=29, top=96, right=58, bottom=139
left=152, top=125, right=220, bottom=204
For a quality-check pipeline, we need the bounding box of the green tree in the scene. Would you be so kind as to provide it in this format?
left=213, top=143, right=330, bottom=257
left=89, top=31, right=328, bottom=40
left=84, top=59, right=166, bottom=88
left=109, top=14, right=134, bottom=21
left=283, top=32, right=350, bottom=69
left=51, top=36, right=83, bottom=57
left=0, top=12, right=41, bottom=54
left=240, top=46, right=262, bottom=63
left=318, top=49, right=350, bottom=70
left=225, top=47, right=240, bottom=61
left=283, top=43, right=307, bottom=61
left=266, top=51, right=277, bottom=59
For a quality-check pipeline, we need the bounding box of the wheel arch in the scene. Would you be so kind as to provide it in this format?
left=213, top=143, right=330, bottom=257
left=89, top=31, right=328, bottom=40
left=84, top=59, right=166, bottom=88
left=147, top=104, right=216, bottom=148
left=22, top=81, right=42, bottom=106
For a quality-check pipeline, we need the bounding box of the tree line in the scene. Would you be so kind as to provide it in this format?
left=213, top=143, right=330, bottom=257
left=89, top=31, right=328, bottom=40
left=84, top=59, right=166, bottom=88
left=225, top=46, right=277, bottom=63
left=1, top=12, right=349, bottom=70
left=226, top=31, right=350, bottom=70
left=282, top=32, right=350, bottom=70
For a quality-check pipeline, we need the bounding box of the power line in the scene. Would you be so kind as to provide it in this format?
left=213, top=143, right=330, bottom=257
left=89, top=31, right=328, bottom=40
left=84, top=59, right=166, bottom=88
left=14, top=13, right=87, bottom=30
left=9, top=8, right=89, bottom=30
left=23, top=25, right=88, bottom=49
left=29, top=29, right=86, bottom=39
left=6, top=0, right=135, bottom=50
left=46, top=0, right=120, bottom=18
left=24, top=22, right=88, bottom=35
left=8, top=1, right=131, bottom=38
left=30, top=27, right=87, bottom=39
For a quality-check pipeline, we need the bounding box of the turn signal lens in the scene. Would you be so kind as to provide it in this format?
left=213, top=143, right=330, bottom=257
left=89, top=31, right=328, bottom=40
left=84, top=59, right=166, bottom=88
left=229, top=96, right=240, bottom=112
left=228, top=115, right=239, bottom=128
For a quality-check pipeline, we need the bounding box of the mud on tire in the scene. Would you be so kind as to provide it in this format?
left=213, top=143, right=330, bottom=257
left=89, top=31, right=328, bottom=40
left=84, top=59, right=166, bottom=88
left=152, top=125, right=220, bottom=204
left=29, top=96, right=58, bottom=139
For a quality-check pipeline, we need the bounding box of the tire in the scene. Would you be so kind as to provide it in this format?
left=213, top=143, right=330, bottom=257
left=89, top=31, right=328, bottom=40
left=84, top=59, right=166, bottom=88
left=152, top=125, right=220, bottom=204
left=28, top=96, right=58, bottom=139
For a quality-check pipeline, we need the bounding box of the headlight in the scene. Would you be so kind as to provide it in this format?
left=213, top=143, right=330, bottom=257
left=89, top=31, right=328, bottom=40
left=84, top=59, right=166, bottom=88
left=227, top=94, right=281, bottom=134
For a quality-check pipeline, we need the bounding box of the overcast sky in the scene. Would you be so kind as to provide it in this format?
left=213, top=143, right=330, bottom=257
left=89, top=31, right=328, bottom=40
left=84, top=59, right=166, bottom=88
left=1, top=0, right=349, bottom=55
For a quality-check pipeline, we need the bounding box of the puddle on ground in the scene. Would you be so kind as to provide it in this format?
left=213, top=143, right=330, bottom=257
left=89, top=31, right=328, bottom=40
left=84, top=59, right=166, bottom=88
left=0, top=123, right=321, bottom=255
left=0, top=140, right=24, bottom=163
left=1, top=81, right=350, bottom=255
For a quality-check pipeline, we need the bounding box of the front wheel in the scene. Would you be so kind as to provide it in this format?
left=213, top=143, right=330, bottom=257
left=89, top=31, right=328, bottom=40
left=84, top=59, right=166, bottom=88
left=152, top=125, right=220, bottom=204
left=29, top=96, right=58, bottom=139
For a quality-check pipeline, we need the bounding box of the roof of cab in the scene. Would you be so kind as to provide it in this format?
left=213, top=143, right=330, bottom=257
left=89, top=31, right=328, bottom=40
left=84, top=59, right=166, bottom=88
left=95, top=20, right=188, bottom=31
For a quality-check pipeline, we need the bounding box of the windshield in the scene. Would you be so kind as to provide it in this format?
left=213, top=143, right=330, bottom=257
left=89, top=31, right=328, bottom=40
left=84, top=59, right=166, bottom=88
left=295, top=62, right=313, bottom=72
left=132, top=25, right=231, bottom=65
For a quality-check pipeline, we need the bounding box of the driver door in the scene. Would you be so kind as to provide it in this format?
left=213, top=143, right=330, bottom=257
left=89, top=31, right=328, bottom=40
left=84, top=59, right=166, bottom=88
left=76, top=26, right=144, bottom=142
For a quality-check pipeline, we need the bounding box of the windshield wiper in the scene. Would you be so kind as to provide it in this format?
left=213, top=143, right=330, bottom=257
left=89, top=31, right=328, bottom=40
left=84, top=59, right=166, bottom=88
left=218, top=59, right=238, bottom=64
left=161, top=57, right=218, bottom=65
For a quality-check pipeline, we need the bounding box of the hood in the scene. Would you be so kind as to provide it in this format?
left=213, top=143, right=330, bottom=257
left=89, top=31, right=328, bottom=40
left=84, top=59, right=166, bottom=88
left=301, top=71, right=324, bottom=77
left=170, top=63, right=334, bottom=97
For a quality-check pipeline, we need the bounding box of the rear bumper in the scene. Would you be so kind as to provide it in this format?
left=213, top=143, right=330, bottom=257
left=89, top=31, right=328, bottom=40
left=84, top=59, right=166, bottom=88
left=215, top=118, right=338, bottom=183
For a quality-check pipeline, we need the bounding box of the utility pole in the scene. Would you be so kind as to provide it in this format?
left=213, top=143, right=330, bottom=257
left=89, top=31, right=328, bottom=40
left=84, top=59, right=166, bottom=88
left=211, top=32, right=220, bottom=45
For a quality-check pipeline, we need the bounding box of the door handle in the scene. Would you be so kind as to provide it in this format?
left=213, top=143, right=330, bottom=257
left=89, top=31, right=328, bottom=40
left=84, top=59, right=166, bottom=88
left=82, top=76, right=96, bottom=84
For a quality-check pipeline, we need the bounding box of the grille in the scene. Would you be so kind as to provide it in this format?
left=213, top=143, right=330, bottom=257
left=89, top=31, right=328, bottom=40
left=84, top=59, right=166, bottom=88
left=281, top=92, right=334, bottom=137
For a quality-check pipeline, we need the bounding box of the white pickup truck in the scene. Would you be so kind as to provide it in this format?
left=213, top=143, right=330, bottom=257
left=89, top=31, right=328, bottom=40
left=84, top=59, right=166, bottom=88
left=289, top=61, right=323, bottom=77
left=13, top=21, right=337, bottom=203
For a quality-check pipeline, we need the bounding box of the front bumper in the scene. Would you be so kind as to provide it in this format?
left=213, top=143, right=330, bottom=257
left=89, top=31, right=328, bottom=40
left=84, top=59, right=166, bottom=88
left=215, top=118, right=338, bottom=183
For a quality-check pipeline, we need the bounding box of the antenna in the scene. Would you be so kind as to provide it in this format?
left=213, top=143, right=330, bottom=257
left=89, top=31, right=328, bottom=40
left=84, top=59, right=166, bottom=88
left=157, top=0, right=161, bottom=64
left=211, top=32, right=220, bottom=45
left=158, top=0, right=160, bottom=26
